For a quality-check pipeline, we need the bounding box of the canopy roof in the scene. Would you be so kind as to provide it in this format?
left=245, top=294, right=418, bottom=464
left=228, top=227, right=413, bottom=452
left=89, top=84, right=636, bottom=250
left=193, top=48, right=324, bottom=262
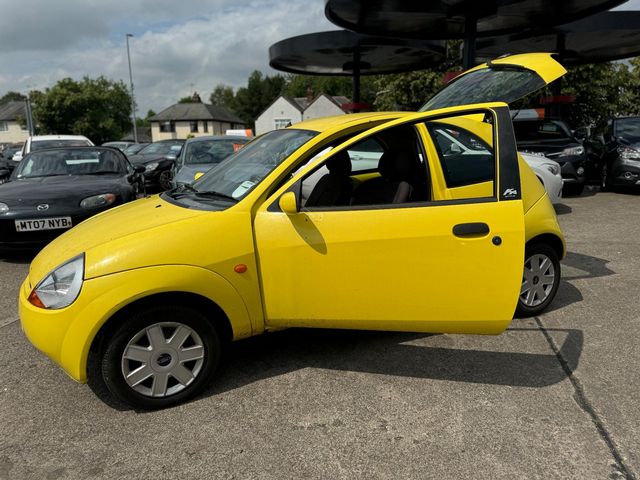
left=476, top=11, right=640, bottom=65
left=269, top=30, right=445, bottom=76
left=324, top=0, right=628, bottom=39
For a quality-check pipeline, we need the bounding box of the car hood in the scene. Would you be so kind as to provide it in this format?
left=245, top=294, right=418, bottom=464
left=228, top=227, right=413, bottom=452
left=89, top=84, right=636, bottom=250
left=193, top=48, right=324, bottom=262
left=519, top=152, right=558, bottom=167
left=0, top=175, right=127, bottom=207
left=127, top=154, right=170, bottom=165
left=174, top=164, right=215, bottom=185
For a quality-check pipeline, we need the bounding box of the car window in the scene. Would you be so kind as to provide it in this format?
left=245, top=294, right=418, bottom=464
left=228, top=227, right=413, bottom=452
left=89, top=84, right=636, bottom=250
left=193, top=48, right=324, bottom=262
left=30, top=139, right=91, bottom=151
left=300, top=124, right=429, bottom=209
left=424, top=117, right=495, bottom=198
left=513, top=120, right=572, bottom=141
left=183, top=139, right=247, bottom=165
left=14, top=149, right=126, bottom=178
left=613, top=117, right=640, bottom=143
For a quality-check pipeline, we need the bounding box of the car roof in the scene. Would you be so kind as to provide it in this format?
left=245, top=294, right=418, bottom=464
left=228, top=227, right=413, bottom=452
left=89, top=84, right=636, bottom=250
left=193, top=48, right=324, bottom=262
left=29, top=135, right=91, bottom=141
left=293, top=112, right=410, bottom=133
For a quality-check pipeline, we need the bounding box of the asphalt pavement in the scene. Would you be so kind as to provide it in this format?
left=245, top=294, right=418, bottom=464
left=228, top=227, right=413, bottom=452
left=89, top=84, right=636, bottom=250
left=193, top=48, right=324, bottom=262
left=0, top=187, right=638, bottom=480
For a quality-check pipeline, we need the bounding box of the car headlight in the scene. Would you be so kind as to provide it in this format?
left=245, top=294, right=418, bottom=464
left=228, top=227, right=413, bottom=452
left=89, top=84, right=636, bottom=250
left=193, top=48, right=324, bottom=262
left=543, top=163, right=560, bottom=176
left=618, top=146, right=640, bottom=161
left=145, top=162, right=159, bottom=172
left=560, top=146, right=585, bottom=157
left=0, top=202, right=8, bottom=213
left=80, top=193, right=116, bottom=209
left=28, top=254, right=84, bottom=309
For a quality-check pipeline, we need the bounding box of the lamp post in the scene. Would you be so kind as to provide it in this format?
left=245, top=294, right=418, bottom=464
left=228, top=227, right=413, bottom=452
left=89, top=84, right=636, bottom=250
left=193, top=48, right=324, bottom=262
left=125, top=33, right=138, bottom=143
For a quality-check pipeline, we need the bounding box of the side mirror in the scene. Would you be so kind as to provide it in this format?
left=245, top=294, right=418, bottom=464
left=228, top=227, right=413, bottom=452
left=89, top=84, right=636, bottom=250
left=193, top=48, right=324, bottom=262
left=134, top=165, right=146, bottom=174
left=278, top=191, right=298, bottom=214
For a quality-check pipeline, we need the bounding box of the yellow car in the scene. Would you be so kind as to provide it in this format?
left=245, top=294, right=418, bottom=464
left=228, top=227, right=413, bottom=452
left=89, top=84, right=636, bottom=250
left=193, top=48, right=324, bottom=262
left=20, top=53, right=566, bottom=409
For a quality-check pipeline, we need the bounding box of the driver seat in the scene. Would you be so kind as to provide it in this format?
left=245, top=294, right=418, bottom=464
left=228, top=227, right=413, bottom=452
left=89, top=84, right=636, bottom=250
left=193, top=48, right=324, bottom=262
left=305, top=150, right=353, bottom=207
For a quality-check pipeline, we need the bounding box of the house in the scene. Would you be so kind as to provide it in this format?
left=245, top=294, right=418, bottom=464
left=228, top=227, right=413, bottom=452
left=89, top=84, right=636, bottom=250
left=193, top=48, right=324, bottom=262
left=0, top=101, right=29, bottom=144
left=149, top=93, right=245, bottom=142
left=255, top=91, right=351, bottom=135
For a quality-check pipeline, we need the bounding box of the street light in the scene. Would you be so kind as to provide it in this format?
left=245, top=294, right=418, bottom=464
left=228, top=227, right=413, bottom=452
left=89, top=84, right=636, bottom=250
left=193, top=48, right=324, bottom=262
left=125, top=33, right=138, bottom=143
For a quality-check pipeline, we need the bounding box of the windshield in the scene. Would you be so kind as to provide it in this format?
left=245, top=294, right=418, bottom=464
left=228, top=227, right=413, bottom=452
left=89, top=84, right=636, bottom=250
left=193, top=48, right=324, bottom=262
left=513, top=120, right=572, bottom=142
left=31, top=139, right=91, bottom=151
left=178, top=129, right=317, bottom=201
left=183, top=139, right=248, bottom=165
left=138, top=142, right=183, bottom=156
left=13, top=148, right=127, bottom=179
left=420, top=67, right=546, bottom=112
left=614, top=117, right=640, bottom=144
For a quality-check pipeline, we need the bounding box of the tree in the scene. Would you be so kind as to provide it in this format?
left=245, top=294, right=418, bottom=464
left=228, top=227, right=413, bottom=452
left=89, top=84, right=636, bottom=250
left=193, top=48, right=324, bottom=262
left=0, top=91, right=26, bottom=105
left=230, top=71, right=286, bottom=127
left=209, top=85, right=235, bottom=110
left=32, top=77, right=132, bottom=144
left=178, top=96, right=193, bottom=103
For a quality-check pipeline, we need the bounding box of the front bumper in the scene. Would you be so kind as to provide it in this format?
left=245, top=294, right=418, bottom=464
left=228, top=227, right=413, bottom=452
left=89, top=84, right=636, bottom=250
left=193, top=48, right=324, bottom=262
left=610, top=161, right=640, bottom=187
left=557, top=157, right=587, bottom=185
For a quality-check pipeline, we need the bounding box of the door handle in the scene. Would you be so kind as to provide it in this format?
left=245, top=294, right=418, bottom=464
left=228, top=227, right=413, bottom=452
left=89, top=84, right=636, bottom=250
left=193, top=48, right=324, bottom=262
left=452, top=222, right=490, bottom=237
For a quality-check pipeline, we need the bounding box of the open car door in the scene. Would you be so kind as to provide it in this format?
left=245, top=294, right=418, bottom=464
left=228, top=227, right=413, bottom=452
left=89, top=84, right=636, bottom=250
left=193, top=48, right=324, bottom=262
left=253, top=103, right=526, bottom=335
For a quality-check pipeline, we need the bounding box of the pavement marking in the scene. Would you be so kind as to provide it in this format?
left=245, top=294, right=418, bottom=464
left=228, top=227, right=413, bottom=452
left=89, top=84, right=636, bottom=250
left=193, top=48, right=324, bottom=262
left=0, top=317, right=17, bottom=328
left=535, top=316, right=637, bottom=480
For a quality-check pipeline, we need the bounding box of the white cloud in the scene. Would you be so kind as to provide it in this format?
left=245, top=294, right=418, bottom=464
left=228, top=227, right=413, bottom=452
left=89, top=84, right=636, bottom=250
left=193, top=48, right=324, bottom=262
left=0, top=0, right=333, bottom=114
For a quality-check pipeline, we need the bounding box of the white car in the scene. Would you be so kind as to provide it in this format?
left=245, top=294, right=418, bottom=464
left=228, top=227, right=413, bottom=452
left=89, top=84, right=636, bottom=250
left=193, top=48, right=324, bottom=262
left=519, top=152, right=563, bottom=204
left=12, top=135, right=94, bottom=162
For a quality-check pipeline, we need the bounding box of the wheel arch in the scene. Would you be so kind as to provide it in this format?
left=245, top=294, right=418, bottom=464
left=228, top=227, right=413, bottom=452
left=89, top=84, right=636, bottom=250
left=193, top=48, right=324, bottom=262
left=526, top=233, right=564, bottom=259
left=89, top=291, right=234, bottom=358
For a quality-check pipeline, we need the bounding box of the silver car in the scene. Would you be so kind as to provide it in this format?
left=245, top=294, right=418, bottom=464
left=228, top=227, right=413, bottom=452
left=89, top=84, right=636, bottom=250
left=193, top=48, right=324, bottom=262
left=171, top=136, right=251, bottom=188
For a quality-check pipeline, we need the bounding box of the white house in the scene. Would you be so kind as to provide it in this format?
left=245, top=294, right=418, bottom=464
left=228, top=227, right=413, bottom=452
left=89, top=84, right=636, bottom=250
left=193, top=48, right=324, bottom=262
left=0, top=101, right=29, bottom=145
left=255, top=93, right=351, bottom=135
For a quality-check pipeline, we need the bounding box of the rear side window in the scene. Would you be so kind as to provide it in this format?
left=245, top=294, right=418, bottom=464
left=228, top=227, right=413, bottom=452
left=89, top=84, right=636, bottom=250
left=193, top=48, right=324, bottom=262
left=426, top=122, right=494, bottom=188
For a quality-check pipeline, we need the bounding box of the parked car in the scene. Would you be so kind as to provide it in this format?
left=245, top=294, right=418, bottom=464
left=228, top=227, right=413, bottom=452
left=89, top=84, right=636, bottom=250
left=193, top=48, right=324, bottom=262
left=0, top=147, right=143, bottom=250
left=172, top=136, right=251, bottom=188
left=12, top=135, right=94, bottom=162
left=426, top=123, right=564, bottom=204
left=586, top=116, right=640, bottom=191
left=19, top=53, right=567, bottom=409
left=127, top=140, right=185, bottom=191
left=102, top=141, right=135, bottom=152
left=123, top=143, right=150, bottom=156
left=512, top=114, right=587, bottom=195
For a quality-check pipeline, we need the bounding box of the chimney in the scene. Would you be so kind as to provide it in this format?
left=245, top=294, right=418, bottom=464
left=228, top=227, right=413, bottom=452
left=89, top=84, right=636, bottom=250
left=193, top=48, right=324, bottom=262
left=306, top=86, right=314, bottom=104
left=191, top=91, right=202, bottom=103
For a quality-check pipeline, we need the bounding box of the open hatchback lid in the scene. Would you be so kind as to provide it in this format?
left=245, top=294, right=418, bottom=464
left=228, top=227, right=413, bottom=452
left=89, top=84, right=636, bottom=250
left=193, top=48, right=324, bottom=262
left=419, top=53, right=567, bottom=112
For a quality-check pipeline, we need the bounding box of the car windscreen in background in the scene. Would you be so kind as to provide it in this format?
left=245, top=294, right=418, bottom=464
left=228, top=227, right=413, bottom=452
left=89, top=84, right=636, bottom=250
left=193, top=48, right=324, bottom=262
left=420, top=68, right=546, bottom=112
left=31, top=140, right=91, bottom=151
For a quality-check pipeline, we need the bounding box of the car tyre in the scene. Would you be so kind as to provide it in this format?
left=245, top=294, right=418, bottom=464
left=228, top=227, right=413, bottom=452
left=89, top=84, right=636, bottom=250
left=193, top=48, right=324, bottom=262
left=516, top=243, right=561, bottom=318
left=600, top=163, right=612, bottom=192
left=158, top=170, right=173, bottom=191
left=88, top=304, right=221, bottom=410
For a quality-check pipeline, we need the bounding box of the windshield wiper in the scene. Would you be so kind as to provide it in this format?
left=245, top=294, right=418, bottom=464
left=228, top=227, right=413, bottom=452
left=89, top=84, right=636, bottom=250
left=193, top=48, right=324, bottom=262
left=194, top=190, right=238, bottom=202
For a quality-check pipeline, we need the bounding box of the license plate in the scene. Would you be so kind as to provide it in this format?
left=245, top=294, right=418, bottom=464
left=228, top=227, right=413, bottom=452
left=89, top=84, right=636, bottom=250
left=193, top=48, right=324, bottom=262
left=15, top=217, right=73, bottom=232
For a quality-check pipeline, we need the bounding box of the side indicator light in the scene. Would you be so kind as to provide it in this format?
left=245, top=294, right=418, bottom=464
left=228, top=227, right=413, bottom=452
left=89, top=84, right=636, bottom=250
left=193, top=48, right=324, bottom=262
left=28, top=290, right=46, bottom=309
left=234, top=264, right=248, bottom=273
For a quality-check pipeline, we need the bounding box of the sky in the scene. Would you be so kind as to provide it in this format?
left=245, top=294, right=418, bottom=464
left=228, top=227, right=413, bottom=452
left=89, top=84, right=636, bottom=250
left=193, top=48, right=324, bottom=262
left=1, top=0, right=639, bottom=116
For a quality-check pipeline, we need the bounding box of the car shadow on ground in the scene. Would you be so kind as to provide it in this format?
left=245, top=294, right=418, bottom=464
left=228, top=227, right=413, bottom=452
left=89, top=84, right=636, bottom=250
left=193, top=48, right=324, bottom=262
left=179, top=325, right=582, bottom=410
left=542, top=251, right=616, bottom=314
left=554, top=203, right=572, bottom=215
left=0, top=249, right=38, bottom=265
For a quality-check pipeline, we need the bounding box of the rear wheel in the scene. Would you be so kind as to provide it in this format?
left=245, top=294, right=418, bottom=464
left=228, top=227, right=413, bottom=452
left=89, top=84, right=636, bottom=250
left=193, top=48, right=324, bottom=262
left=516, top=243, right=561, bottom=317
left=89, top=304, right=221, bottom=410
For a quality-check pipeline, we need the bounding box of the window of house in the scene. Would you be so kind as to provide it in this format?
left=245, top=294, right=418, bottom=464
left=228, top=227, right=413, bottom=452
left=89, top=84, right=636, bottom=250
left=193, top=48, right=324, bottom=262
left=0, top=122, right=8, bottom=132
left=274, top=118, right=291, bottom=130
left=159, top=121, right=175, bottom=133
left=190, top=121, right=199, bottom=133
left=203, top=121, right=209, bottom=133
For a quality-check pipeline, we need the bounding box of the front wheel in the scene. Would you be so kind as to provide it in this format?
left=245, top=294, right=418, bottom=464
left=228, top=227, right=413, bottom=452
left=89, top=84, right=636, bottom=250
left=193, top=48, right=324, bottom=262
left=89, top=305, right=221, bottom=410
left=158, top=169, right=174, bottom=190
left=516, top=243, right=561, bottom=318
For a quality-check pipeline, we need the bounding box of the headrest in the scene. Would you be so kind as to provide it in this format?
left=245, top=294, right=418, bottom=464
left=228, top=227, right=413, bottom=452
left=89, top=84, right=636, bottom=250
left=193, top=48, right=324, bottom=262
left=379, top=152, right=415, bottom=181
left=326, top=150, right=352, bottom=176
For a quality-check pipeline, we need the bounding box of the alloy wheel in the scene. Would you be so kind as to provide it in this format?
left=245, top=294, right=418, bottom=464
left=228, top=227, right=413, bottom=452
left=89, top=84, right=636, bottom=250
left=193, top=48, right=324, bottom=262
left=520, top=253, right=556, bottom=308
left=121, top=322, right=205, bottom=398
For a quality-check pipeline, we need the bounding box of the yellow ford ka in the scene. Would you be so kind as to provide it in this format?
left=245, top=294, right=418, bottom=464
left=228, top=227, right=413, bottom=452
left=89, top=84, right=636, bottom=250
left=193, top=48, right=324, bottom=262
left=20, top=53, right=567, bottom=409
